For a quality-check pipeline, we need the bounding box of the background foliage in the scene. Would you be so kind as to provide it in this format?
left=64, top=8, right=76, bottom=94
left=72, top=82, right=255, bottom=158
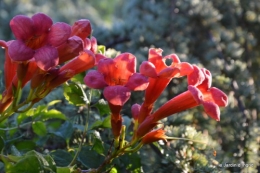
left=0, top=0, right=259, bottom=172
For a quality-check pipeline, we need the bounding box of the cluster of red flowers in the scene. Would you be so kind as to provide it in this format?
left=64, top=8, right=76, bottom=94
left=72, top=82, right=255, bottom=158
left=0, top=13, right=228, bottom=144
left=84, top=48, right=228, bottom=144
left=0, top=13, right=96, bottom=113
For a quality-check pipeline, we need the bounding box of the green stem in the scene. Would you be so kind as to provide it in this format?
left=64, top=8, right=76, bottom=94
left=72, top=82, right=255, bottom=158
left=68, top=88, right=92, bottom=167
left=166, top=137, right=208, bottom=145
left=0, top=122, right=32, bottom=131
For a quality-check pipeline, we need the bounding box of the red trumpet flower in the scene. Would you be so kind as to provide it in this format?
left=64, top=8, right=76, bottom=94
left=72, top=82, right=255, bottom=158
left=141, top=129, right=167, bottom=144
left=137, top=66, right=228, bottom=138
left=8, top=13, right=71, bottom=71
left=84, top=53, right=149, bottom=137
left=138, top=48, right=193, bottom=123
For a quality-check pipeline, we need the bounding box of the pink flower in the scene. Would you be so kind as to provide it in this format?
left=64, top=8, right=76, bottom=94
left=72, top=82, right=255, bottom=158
left=84, top=53, right=149, bottom=138
left=8, top=13, right=71, bottom=71
left=138, top=48, right=193, bottom=123
left=137, top=66, right=228, bottom=138
left=84, top=53, right=148, bottom=106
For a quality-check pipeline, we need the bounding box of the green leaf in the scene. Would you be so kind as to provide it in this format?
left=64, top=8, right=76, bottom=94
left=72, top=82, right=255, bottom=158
left=119, top=153, right=142, bottom=171
left=57, top=167, right=71, bottom=173
left=90, top=115, right=111, bottom=130
left=109, top=167, right=118, bottom=173
left=32, top=121, right=47, bottom=136
left=44, top=155, right=57, bottom=172
left=98, top=45, right=106, bottom=54
left=93, top=99, right=111, bottom=116
left=51, top=150, right=73, bottom=167
left=63, top=82, right=86, bottom=106
left=52, top=121, right=73, bottom=139
left=47, top=100, right=61, bottom=107
left=7, top=152, right=43, bottom=173
left=40, top=109, right=67, bottom=121
left=92, top=137, right=105, bottom=155
left=102, top=115, right=111, bottom=128
left=14, top=140, right=36, bottom=152
left=78, top=146, right=105, bottom=168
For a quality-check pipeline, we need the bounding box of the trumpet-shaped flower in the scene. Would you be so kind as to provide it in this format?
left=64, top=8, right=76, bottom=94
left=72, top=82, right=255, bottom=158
left=84, top=53, right=149, bottom=137
left=138, top=48, right=194, bottom=123
left=8, top=13, right=71, bottom=71
left=84, top=53, right=148, bottom=106
left=141, top=129, right=167, bottom=144
left=137, top=66, right=228, bottom=138
left=0, top=40, right=17, bottom=89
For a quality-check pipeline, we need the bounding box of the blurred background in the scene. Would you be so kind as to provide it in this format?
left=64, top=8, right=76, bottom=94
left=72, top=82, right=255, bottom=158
left=0, top=0, right=259, bottom=172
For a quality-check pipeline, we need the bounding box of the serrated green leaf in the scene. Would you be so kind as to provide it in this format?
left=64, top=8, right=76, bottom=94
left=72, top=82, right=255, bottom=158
left=32, top=121, right=47, bottom=136
left=92, top=137, right=105, bottom=155
left=51, top=150, right=73, bottom=167
left=93, top=99, right=110, bottom=116
left=78, top=146, right=105, bottom=168
left=63, top=82, right=86, bottom=106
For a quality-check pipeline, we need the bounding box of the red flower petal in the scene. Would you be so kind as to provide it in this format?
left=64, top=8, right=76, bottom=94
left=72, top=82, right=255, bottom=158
left=103, top=86, right=131, bottom=106
left=10, top=15, right=34, bottom=40
left=139, top=61, right=157, bottom=78
left=198, top=68, right=212, bottom=90
left=97, top=58, right=115, bottom=85
left=47, top=22, right=71, bottom=47
left=71, top=19, right=92, bottom=39
left=209, top=87, right=228, bottom=107
left=113, top=53, right=136, bottom=79
left=148, top=48, right=166, bottom=73
left=34, top=45, right=59, bottom=71
left=95, top=54, right=106, bottom=65
left=84, top=70, right=108, bottom=89
left=32, top=13, right=53, bottom=35
left=131, top=103, right=141, bottom=120
left=125, top=73, right=149, bottom=91
left=90, top=37, right=97, bottom=53
left=187, top=65, right=205, bottom=86
left=158, top=67, right=180, bottom=78
left=60, top=50, right=95, bottom=74
left=202, top=101, right=220, bottom=121
left=8, top=40, right=34, bottom=62
left=57, top=36, right=84, bottom=64
left=141, top=128, right=167, bottom=144
left=188, top=85, right=203, bottom=104
left=179, top=62, right=194, bottom=76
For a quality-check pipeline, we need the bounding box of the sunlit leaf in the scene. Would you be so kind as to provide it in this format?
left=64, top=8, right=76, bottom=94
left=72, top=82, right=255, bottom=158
left=63, top=82, right=86, bottom=106
left=32, top=121, right=47, bottom=136
left=93, top=99, right=110, bottom=116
